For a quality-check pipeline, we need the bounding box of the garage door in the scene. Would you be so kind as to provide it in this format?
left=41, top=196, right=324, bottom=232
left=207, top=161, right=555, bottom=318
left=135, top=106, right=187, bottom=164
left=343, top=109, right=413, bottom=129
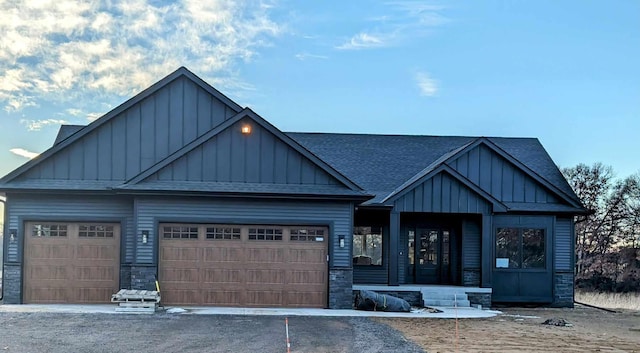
left=23, top=222, right=120, bottom=303
left=159, top=224, right=328, bottom=307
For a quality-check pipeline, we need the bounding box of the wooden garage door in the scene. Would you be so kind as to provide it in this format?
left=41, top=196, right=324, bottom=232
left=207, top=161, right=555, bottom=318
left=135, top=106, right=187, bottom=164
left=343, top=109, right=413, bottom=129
left=23, top=222, right=120, bottom=304
left=159, top=224, right=328, bottom=308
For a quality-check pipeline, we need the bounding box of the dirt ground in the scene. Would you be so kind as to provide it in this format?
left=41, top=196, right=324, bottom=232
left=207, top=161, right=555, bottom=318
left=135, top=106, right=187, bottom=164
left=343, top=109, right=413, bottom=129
left=381, top=305, right=640, bottom=353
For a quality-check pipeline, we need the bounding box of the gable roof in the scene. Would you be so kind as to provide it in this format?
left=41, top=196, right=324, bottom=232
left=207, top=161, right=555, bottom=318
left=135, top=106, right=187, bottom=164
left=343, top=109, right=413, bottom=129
left=125, top=108, right=367, bottom=194
left=286, top=133, right=583, bottom=209
left=0, top=67, right=242, bottom=184
left=54, top=125, right=84, bottom=145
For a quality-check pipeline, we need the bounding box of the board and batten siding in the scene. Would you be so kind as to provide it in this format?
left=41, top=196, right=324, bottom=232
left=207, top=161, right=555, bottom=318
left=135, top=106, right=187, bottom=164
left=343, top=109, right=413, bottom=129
left=134, top=198, right=353, bottom=268
left=5, top=194, right=134, bottom=263
left=149, top=119, right=338, bottom=185
left=21, top=76, right=239, bottom=182
left=462, top=218, right=481, bottom=270
left=554, top=217, right=574, bottom=271
left=447, top=144, right=559, bottom=204
left=393, top=172, right=492, bottom=214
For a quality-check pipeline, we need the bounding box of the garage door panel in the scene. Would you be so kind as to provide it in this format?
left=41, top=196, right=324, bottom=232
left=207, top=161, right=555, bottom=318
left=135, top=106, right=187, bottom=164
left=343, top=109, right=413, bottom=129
left=246, top=247, right=285, bottom=263
left=201, top=268, right=243, bottom=284
left=246, top=269, right=285, bottom=285
left=202, top=246, right=244, bottom=263
left=76, top=244, right=117, bottom=260
left=74, top=266, right=118, bottom=281
left=28, top=243, right=73, bottom=260
left=202, top=290, right=244, bottom=305
left=24, top=222, right=120, bottom=304
left=160, top=224, right=328, bottom=307
left=246, top=290, right=283, bottom=306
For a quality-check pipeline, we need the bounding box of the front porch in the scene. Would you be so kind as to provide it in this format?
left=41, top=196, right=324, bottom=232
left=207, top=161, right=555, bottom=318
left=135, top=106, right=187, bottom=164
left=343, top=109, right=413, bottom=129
left=353, top=284, right=492, bottom=308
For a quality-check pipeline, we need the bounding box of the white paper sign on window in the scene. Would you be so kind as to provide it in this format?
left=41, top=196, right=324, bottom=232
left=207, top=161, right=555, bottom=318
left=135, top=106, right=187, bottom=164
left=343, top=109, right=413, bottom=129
left=496, top=258, right=510, bottom=268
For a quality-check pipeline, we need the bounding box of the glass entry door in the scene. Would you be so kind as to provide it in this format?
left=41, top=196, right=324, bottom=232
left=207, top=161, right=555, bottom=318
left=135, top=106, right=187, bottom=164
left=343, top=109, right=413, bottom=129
left=415, top=228, right=451, bottom=284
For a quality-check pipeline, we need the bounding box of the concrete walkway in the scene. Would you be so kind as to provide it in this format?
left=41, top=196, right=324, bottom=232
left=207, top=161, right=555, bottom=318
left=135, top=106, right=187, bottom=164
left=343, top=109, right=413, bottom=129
left=0, top=304, right=500, bottom=318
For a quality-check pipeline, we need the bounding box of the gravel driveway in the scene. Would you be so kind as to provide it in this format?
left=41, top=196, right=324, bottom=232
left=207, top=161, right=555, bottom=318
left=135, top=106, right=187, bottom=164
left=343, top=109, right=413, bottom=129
left=0, top=312, right=424, bottom=353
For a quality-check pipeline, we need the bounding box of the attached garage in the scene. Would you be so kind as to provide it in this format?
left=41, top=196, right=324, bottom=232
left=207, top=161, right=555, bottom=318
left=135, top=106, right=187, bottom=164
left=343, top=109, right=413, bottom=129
left=23, top=222, right=120, bottom=303
left=159, top=223, right=328, bottom=307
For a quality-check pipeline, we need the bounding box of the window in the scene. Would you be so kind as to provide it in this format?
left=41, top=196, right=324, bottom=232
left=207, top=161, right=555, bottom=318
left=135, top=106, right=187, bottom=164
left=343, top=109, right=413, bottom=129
left=163, top=226, right=198, bottom=239
left=31, top=224, right=67, bottom=237
left=79, top=224, right=114, bottom=238
left=496, top=227, right=545, bottom=269
left=290, top=228, right=325, bottom=242
left=206, top=227, right=241, bottom=240
left=353, top=226, right=382, bottom=266
left=248, top=227, right=283, bottom=241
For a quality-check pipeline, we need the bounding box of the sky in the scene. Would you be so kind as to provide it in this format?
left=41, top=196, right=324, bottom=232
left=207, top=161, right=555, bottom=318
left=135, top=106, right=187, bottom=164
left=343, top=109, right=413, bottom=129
left=0, top=0, right=638, bottom=179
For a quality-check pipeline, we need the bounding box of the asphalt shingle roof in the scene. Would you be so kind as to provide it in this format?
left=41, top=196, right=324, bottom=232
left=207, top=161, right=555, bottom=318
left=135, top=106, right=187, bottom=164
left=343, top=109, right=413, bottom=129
left=286, top=133, right=579, bottom=205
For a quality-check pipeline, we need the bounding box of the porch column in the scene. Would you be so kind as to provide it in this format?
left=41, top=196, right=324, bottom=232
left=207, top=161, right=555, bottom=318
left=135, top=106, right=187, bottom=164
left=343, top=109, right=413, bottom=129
left=481, top=214, right=492, bottom=287
left=389, top=211, right=400, bottom=286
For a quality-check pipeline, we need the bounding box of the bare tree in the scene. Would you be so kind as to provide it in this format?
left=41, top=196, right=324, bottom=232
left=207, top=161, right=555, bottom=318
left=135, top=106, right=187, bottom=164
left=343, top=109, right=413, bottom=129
left=562, top=164, right=640, bottom=291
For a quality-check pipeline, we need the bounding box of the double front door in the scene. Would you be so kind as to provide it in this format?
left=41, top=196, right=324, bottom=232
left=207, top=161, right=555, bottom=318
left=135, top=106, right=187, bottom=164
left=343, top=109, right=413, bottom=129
left=409, top=227, right=453, bottom=284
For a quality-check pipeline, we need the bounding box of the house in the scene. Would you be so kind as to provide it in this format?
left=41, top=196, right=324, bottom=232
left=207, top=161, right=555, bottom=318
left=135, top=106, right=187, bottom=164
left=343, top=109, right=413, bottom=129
left=0, top=67, right=586, bottom=308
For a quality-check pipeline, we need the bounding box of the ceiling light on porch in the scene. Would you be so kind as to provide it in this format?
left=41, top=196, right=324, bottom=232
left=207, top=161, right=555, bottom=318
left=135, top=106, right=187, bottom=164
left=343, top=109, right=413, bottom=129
left=241, top=124, right=251, bottom=134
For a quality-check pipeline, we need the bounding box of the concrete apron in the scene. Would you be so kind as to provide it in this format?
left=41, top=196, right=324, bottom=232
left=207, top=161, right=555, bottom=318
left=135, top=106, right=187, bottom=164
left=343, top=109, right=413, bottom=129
left=0, top=304, right=500, bottom=318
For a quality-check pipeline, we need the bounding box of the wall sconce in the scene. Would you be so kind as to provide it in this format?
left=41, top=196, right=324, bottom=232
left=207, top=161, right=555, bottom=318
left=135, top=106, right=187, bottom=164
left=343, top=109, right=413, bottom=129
left=141, top=230, right=149, bottom=244
left=9, top=229, right=17, bottom=243
left=241, top=124, right=251, bottom=134
left=338, top=235, right=345, bottom=248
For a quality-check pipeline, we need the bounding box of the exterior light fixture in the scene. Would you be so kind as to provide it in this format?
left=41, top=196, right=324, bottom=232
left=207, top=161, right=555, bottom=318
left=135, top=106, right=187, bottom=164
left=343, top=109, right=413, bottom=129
left=338, top=235, right=345, bottom=248
left=241, top=124, right=251, bottom=134
left=142, top=230, right=149, bottom=244
left=9, top=229, right=17, bottom=243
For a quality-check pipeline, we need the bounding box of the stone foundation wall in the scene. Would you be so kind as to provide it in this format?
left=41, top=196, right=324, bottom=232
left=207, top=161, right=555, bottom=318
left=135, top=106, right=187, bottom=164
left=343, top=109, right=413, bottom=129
left=2, top=264, right=21, bottom=303
left=466, top=292, right=491, bottom=308
left=329, top=268, right=353, bottom=309
left=463, top=269, right=481, bottom=287
left=119, top=265, right=132, bottom=290
left=130, top=265, right=157, bottom=291
left=553, top=272, right=574, bottom=308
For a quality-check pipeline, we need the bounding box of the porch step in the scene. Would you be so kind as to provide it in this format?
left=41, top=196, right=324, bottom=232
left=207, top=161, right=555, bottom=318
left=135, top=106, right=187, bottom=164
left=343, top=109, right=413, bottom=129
left=422, top=291, right=470, bottom=308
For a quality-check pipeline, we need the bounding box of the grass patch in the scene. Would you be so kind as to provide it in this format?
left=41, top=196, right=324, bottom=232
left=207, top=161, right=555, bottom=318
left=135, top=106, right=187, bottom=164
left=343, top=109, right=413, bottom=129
left=575, top=290, right=640, bottom=311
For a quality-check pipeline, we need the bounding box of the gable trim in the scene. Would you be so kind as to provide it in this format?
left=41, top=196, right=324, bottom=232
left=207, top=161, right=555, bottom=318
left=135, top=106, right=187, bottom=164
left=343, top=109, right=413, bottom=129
left=0, top=67, right=242, bottom=184
left=125, top=108, right=366, bottom=193
left=382, top=164, right=508, bottom=212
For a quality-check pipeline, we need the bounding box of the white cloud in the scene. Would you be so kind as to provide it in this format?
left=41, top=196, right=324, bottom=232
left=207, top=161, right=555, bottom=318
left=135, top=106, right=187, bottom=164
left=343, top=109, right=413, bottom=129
left=337, top=2, right=449, bottom=50
left=0, top=0, right=281, bottom=111
left=20, top=119, right=69, bottom=131
left=9, top=148, right=39, bottom=159
left=336, top=33, right=386, bottom=50
left=295, top=52, right=329, bottom=60
left=415, top=72, right=438, bottom=96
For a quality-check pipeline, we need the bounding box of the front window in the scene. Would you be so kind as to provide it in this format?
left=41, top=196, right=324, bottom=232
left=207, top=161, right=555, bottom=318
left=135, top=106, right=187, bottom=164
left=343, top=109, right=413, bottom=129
left=353, top=226, right=383, bottom=266
left=496, top=227, right=545, bottom=269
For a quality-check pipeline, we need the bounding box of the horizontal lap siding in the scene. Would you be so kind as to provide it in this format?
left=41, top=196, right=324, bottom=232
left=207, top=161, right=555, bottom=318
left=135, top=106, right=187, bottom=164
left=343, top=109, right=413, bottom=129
left=555, top=217, right=573, bottom=271
left=6, top=195, right=134, bottom=263
left=135, top=198, right=352, bottom=267
left=463, top=218, right=481, bottom=269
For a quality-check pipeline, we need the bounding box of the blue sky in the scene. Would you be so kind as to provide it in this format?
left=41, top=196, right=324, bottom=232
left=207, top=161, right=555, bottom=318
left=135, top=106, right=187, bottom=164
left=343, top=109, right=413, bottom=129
left=1, top=0, right=638, bottom=179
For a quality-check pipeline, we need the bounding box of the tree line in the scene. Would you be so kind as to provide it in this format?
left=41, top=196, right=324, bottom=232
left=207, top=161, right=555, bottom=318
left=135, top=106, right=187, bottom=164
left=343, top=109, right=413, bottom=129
left=563, top=163, right=640, bottom=292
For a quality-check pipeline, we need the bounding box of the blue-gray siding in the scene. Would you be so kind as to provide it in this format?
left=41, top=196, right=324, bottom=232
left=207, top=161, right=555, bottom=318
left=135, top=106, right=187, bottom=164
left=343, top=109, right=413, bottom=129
left=20, top=76, right=238, bottom=182
left=5, top=194, right=134, bottom=263
left=462, top=218, right=481, bottom=269
left=134, top=198, right=353, bottom=267
left=555, top=217, right=573, bottom=271
left=393, top=172, right=492, bottom=214
left=150, top=119, right=338, bottom=185
left=447, top=144, right=560, bottom=204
